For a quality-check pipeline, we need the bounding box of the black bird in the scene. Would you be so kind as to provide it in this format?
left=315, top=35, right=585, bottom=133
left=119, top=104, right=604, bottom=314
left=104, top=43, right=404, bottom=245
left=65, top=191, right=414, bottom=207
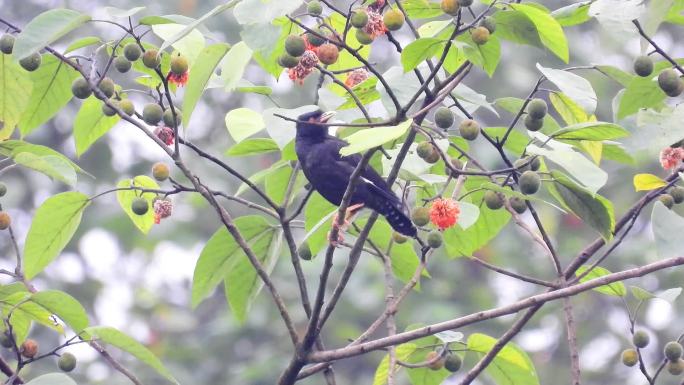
left=295, top=110, right=417, bottom=241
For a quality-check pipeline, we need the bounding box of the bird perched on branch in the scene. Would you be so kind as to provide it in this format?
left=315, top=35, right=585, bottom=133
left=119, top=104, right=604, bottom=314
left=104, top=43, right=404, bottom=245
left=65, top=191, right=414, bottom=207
left=295, top=110, right=417, bottom=244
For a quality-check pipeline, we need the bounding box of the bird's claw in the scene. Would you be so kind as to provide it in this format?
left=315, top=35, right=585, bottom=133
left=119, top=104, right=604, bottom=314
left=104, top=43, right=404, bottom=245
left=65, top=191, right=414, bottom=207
left=327, top=203, right=364, bottom=247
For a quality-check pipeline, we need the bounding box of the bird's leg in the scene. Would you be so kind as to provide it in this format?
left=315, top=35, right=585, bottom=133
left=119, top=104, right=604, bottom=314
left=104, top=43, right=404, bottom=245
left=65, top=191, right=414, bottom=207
left=328, top=203, right=365, bottom=247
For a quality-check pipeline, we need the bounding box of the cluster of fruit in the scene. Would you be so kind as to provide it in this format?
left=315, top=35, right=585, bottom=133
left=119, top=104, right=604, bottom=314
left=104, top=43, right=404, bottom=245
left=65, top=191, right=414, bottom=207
left=130, top=163, right=172, bottom=220
left=621, top=331, right=684, bottom=375
left=0, top=34, right=41, bottom=71
left=633, top=55, right=683, bottom=97
left=657, top=185, right=684, bottom=209
left=0, top=335, right=77, bottom=372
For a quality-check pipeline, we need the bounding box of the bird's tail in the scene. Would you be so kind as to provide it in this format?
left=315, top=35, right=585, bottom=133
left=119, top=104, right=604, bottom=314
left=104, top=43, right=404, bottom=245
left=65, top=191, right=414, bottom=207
left=378, top=199, right=417, bottom=237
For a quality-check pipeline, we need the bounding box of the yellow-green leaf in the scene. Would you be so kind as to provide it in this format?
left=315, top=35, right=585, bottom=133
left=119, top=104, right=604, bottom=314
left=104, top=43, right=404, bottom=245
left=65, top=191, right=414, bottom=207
left=116, top=176, right=160, bottom=234
left=633, top=173, right=667, bottom=191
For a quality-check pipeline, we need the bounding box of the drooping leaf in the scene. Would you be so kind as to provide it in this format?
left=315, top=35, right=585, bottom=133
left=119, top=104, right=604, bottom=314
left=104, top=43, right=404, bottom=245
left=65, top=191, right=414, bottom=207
left=182, top=43, right=231, bottom=128
left=0, top=54, right=33, bottom=139
left=220, top=41, right=253, bottom=92
left=0, top=140, right=86, bottom=174
left=2, top=292, right=64, bottom=334
left=24, top=192, right=90, bottom=279
left=339, top=120, right=413, bottom=156
left=31, top=290, right=88, bottom=332
left=510, top=4, right=569, bottom=62
left=73, top=96, right=121, bottom=157
left=116, top=176, right=160, bottom=234
left=549, top=92, right=589, bottom=125
left=12, top=9, right=91, bottom=60
left=575, top=265, right=626, bottom=296
left=401, top=38, right=445, bottom=72
left=14, top=153, right=77, bottom=186
left=552, top=122, right=629, bottom=141
left=537, top=64, right=596, bottom=114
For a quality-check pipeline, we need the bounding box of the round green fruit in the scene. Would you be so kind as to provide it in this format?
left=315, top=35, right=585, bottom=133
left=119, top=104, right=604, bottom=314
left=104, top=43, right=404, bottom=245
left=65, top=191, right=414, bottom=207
left=0, top=333, right=12, bottom=348
left=58, top=352, right=77, bottom=372
left=632, top=330, right=650, bottom=349
left=658, top=69, right=680, bottom=94
left=0, top=183, right=7, bottom=197
left=163, top=108, right=182, bottom=127
left=307, top=1, right=323, bottom=15
left=519, top=171, right=541, bottom=195
left=427, top=230, right=443, bottom=248
left=383, top=9, right=405, bottom=31
left=484, top=190, right=504, bottom=210
left=633, top=55, right=654, bottom=77
left=142, top=49, right=161, bottom=69
left=119, top=99, right=135, bottom=116
left=471, top=26, right=490, bottom=45
left=435, top=107, right=454, bottom=129
left=459, top=119, right=480, bottom=141
left=114, top=56, right=132, bottom=73
left=444, top=354, right=462, bottom=372
left=670, top=186, right=684, bottom=204
left=102, top=101, right=118, bottom=117
left=664, top=341, right=683, bottom=361
left=659, top=194, right=675, bottom=209
left=98, top=77, right=116, bottom=98
left=131, top=197, right=149, bottom=216
left=19, top=53, right=42, bottom=72
left=0, top=34, right=15, bottom=55
left=123, top=43, right=142, bottom=61
left=529, top=156, right=541, bottom=171
left=524, top=115, right=543, bottom=132
left=278, top=53, right=300, bottom=68
left=622, top=348, right=638, bottom=367
left=351, top=10, right=369, bottom=28
left=412, top=207, right=430, bottom=227
left=479, top=17, right=496, bottom=34
left=71, top=78, right=92, bottom=100
left=355, top=29, right=374, bottom=45
left=392, top=232, right=408, bottom=244
left=441, top=0, right=460, bottom=16
left=298, top=243, right=312, bottom=260
left=306, top=29, right=327, bottom=47
left=285, top=35, right=307, bottom=57
left=142, top=103, right=164, bottom=125
left=170, top=55, right=188, bottom=75
left=509, top=196, right=528, bottom=214
left=527, top=98, right=548, bottom=120
left=416, top=142, right=435, bottom=159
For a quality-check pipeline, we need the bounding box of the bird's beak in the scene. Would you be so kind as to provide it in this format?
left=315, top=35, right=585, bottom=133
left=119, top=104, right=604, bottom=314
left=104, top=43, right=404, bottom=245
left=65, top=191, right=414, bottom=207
left=319, top=111, right=336, bottom=123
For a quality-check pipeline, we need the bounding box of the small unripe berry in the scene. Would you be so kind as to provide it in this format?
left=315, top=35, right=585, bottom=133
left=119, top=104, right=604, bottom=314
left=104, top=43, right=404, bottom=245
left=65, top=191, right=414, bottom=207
left=524, top=115, right=544, bottom=132
left=458, top=0, right=473, bottom=6
left=667, top=359, right=684, bottom=375
left=298, top=243, right=312, bottom=260
left=163, top=108, right=182, bottom=127
left=392, top=232, right=408, bottom=244
left=71, top=78, right=92, bottom=99
left=479, top=17, right=496, bottom=34
left=622, top=348, right=638, bottom=367
left=0, top=212, right=11, bottom=230
left=664, top=78, right=684, bottom=97
left=119, top=99, right=135, bottom=116
left=471, top=27, right=490, bottom=45
left=123, top=43, right=142, bottom=61
left=441, top=0, right=460, bottom=16
left=664, top=341, right=683, bottom=361
left=285, top=35, right=307, bottom=57
left=0, top=34, right=15, bottom=55
left=459, top=119, right=480, bottom=141
left=355, top=29, right=374, bottom=45
left=142, top=49, right=161, bottom=69
left=426, top=351, right=444, bottom=370
left=278, top=53, right=300, bottom=68
left=658, top=69, right=680, bottom=93
left=98, top=77, right=116, bottom=99
left=114, top=56, right=132, bottom=73
left=20, top=339, right=38, bottom=358
left=434, top=107, right=454, bottom=129
left=0, top=333, right=13, bottom=348
left=131, top=197, right=149, bottom=216
left=102, top=101, right=118, bottom=117
left=659, top=194, right=675, bottom=209
left=529, top=157, right=541, bottom=171
left=152, top=162, right=170, bottom=181
left=412, top=207, right=430, bottom=227
left=444, top=354, right=462, bottom=372
left=449, top=157, right=463, bottom=177
left=527, top=98, right=548, bottom=120
left=19, top=53, right=42, bottom=72
left=633, top=55, right=653, bottom=77
left=170, top=55, right=188, bottom=75
left=317, top=44, right=339, bottom=65
left=519, top=171, right=541, bottom=195
left=509, top=197, right=528, bottom=214
left=632, top=330, right=650, bottom=349
left=670, top=186, right=684, bottom=204
left=58, top=352, right=77, bottom=372
left=427, top=230, right=443, bottom=248
left=351, top=10, right=369, bottom=28
left=142, top=103, right=164, bottom=125
left=0, top=183, right=6, bottom=197
left=307, top=1, right=323, bottom=15
left=484, top=191, right=504, bottom=210
left=416, top=142, right=436, bottom=160
left=306, top=29, right=327, bottom=47
left=383, top=9, right=405, bottom=31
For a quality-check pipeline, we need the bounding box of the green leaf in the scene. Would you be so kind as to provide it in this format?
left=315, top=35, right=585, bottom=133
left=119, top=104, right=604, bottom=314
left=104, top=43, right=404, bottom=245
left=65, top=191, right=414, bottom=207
left=0, top=140, right=86, bottom=174
left=116, top=176, right=160, bottom=234
left=151, top=24, right=205, bottom=63
left=24, top=373, right=77, bottom=385
left=617, top=76, right=667, bottom=119
left=84, top=326, right=178, bottom=384
left=191, top=216, right=272, bottom=307
left=304, top=192, right=337, bottom=256
left=14, top=153, right=77, bottom=186
left=225, top=107, right=265, bottom=143
left=234, top=0, right=303, bottom=25
left=595, top=65, right=633, bottom=87
left=602, top=142, right=635, bottom=165
left=0, top=54, right=33, bottom=139
left=492, top=10, right=544, bottom=49
left=403, top=0, right=443, bottom=18
left=651, top=201, right=684, bottom=259
left=340, top=120, right=412, bottom=156
left=334, top=77, right=380, bottom=110
left=31, top=290, right=88, bottom=332
left=455, top=35, right=501, bottom=77
left=236, top=84, right=272, bottom=95
left=666, top=0, right=684, bottom=24
left=553, top=122, right=629, bottom=141
left=18, top=56, right=78, bottom=136
left=401, top=38, right=445, bottom=72
left=549, top=92, right=589, bottom=125
left=13, top=9, right=91, bottom=60
left=3, top=292, right=64, bottom=334
left=24, top=192, right=90, bottom=279
left=628, top=105, right=684, bottom=155
left=510, top=4, right=569, bottom=62
left=537, top=64, right=596, bottom=114
left=65, top=36, right=101, bottom=53
left=484, top=127, right=528, bottom=156
left=242, top=18, right=298, bottom=79
left=552, top=1, right=592, bottom=26
left=575, top=266, right=626, bottom=296
left=547, top=171, right=614, bottom=240
left=103, top=6, right=146, bottom=18
left=236, top=160, right=289, bottom=196
left=159, top=2, right=236, bottom=53
left=225, top=138, right=280, bottom=157
left=224, top=227, right=280, bottom=322
left=373, top=343, right=417, bottom=385
left=633, top=173, right=667, bottom=191
left=467, top=333, right=540, bottom=385
left=182, top=43, right=231, bottom=128
left=73, top=96, right=121, bottom=156
left=220, top=41, right=253, bottom=92
left=265, top=165, right=294, bottom=206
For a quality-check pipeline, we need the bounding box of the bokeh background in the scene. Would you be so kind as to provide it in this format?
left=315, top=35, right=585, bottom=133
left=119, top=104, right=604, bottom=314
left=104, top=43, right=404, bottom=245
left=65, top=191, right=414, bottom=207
left=0, top=0, right=683, bottom=384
